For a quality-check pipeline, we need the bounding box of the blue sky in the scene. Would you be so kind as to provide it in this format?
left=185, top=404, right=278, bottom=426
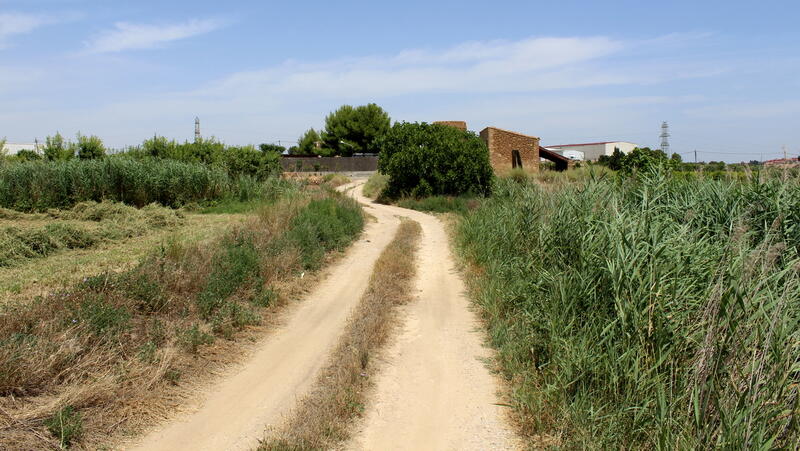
left=1, top=0, right=798, bottom=162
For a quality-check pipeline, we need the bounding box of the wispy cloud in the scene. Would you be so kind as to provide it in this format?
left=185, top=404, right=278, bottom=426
left=83, top=18, right=223, bottom=54
left=197, top=33, right=715, bottom=101
left=0, top=12, right=59, bottom=47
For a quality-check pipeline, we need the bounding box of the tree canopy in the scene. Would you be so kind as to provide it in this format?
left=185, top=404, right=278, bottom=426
left=377, top=122, right=493, bottom=198
left=322, top=104, right=390, bottom=156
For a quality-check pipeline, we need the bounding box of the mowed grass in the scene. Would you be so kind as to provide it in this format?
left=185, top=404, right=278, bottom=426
left=0, top=187, right=363, bottom=449
left=457, top=171, right=800, bottom=449
left=0, top=213, right=243, bottom=305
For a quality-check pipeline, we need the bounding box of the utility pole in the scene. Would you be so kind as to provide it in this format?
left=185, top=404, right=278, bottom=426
left=694, top=149, right=697, bottom=163
left=660, top=121, right=670, bottom=154
left=783, top=145, right=788, bottom=161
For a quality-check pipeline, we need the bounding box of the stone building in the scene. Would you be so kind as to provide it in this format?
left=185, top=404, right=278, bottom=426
left=479, top=127, right=540, bottom=173
left=435, top=121, right=541, bottom=173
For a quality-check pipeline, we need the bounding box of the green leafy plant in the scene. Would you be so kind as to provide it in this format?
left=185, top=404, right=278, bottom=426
left=45, top=405, right=83, bottom=449
left=75, top=133, right=106, bottom=160
left=377, top=122, right=493, bottom=199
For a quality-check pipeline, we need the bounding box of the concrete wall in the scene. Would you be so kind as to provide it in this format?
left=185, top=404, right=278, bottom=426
left=480, top=127, right=540, bottom=173
left=3, top=143, right=39, bottom=155
left=280, top=155, right=378, bottom=172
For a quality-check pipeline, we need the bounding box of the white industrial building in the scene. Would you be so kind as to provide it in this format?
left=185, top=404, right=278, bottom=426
left=544, top=141, right=638, bottom=161
left=2, top=142, right=41, bottom=155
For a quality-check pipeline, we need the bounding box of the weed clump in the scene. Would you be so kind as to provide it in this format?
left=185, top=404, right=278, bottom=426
left=45, top=405, right=83, bottom=448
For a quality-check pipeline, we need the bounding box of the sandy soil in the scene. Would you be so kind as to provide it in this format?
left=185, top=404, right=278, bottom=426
left=345, top=185, right=520, bottom=451
left=125, top=189, right=401, bottom=451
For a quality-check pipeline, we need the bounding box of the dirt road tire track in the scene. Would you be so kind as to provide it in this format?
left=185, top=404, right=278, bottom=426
left=346, top=184, right=520, bottom=451
left=126, top=186, right=402, bottom=451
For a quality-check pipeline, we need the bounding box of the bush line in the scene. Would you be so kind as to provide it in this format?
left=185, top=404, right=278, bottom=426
left=259, top=219, right=421, bottom=451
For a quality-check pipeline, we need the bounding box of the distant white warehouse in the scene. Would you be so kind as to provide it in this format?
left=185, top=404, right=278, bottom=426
left=544, top=141, right=638, bottom=161
left=2, top=143, right=41, bottom=155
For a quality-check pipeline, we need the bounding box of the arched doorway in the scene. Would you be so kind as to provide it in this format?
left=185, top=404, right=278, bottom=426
left=511, top=150, right=523, bottom=169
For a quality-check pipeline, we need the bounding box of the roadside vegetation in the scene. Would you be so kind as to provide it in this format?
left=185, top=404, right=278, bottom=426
left=260, top=220, right=421, bottom=450
left=457, top=170, right=800, bottom=449
left=0, top=181, right=363, bottom=449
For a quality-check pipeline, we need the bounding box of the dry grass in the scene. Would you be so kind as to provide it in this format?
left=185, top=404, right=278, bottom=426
left=0, top=190, right=364, bottom=450
left=259, top=219, right=421, bottom=451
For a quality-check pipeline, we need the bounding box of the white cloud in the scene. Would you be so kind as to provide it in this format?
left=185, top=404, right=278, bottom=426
left=1, top=33, right=725, bottom=147
left=83, top=18, right=223, bottom=54
left=0, top=13, right=55, bottom=47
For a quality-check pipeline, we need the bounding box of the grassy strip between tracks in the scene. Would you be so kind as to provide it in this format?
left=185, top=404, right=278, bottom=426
left=260, top=219, right=421, bottom=451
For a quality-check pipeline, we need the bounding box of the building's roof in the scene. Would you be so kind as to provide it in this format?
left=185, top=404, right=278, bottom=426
left=546, top=141, right=634, bottom=148
left=481, top=126, right=540, bottom=140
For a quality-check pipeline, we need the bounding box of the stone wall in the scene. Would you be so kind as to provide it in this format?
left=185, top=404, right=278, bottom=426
left=280, top=155, right=378, bottom=172
left=479, top=127, right=540, bottom=173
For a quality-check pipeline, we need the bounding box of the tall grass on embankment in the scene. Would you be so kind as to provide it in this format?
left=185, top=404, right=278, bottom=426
left=0, top=190, right=363, bottom=449
left=0, top=158, right=232, bottom=211
left=457, top=172, right=800, bottom=449
left=260, top=220, right=421, bottom=451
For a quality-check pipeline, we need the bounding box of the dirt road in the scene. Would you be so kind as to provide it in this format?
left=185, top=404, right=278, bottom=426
left=127, top=181, right=517, bottom=450
left=127, top=190, right=402, bottom=451
left=345, top=185, right=519, bottom=451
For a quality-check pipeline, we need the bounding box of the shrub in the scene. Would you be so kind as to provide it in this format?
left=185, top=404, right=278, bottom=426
left=196, top=235, right=261, bottom=318
left=45, top=405, right=83, bottom=448
left=75, top=133, right=106, bottom=160
left=43, top=133, right=73, bottom=161
left=377, top=122, right=493, bottom=198
left=218, top=145, right=281, bottom=180
left=259, top=143, right=286, bottom=154
left=15, top=149, right=41, bottom=161
left=362, top=172, right=388, bottom=199
left=280, top=196, right=363, bottom=269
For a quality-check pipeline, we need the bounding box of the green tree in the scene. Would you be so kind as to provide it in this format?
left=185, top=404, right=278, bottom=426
left=75, top=133, right=106, bottom=160
left=143, top=135, right=177, bottom=158
left=322, top=103, right=391, bottom=156
left=377, top=122, right=493, bottom=198
left=597, top=148, right=625, bottom=170
left=43, top=132, right=73, bottom=161
left=16, top=149, right=41, bottom=161
left=297, top=128, right=326, bottom=155
left=219, top=145, right=281, bottom=179
left=618, top=147, right=676, bottom=174
left=259, top=143, right=286, bottom=154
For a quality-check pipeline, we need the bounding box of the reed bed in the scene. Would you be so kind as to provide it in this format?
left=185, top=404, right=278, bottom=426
left=457, top=171, right=800, bottom=449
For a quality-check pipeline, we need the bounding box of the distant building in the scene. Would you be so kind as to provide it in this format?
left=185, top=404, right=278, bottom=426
left=3, top=142, right=41, bottom=155
left=764, top=158, right=800, bottom=168
left=436, top=121, right=573, bottom=172
left=544, top=141, right=638, bottom=161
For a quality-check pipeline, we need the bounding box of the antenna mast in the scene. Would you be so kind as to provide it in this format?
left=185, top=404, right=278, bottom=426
left=660, top=121, right=670, bottom=154
left=194, top=117, right=201, bottom=142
